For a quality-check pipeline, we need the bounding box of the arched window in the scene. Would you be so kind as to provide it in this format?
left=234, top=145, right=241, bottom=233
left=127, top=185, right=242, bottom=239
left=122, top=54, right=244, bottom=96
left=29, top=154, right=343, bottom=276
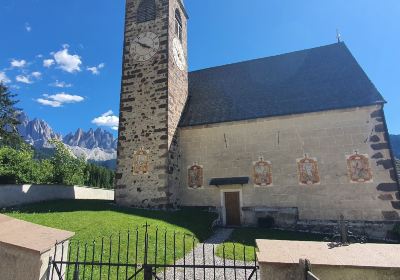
left=175, top=9, right=183, bottom=41
left=137, top=0, right=156, bottom=23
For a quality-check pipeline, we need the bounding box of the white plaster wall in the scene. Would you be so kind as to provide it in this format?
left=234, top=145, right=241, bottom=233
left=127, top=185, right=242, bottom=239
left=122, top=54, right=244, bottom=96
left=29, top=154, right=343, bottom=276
left=177, top=105, right=399, bottom=222
left=0, top=185, right=114, bottom=208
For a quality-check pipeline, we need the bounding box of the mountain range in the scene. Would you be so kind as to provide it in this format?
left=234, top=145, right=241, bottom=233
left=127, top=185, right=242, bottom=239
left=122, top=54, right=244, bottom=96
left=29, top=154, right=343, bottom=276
left=17, top=112, right=117, bottom=169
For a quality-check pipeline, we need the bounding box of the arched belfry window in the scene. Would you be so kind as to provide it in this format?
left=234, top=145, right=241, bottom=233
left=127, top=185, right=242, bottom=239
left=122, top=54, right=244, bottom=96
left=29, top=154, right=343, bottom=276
left=137, top=0, right=156, bottom=23
left=175, top=9, right=183, bottom=41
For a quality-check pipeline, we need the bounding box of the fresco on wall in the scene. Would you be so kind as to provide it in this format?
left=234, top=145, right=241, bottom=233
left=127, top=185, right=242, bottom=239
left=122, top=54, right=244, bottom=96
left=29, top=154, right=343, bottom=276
left=347, top=152, right=373, bottom=183
left=253, top=157, right=272, bottom=186
left=188, top=163, right=203, bottom=188
left=133, top=148, right=150, bottom=175
left=297, top=155, right=320, bottom=185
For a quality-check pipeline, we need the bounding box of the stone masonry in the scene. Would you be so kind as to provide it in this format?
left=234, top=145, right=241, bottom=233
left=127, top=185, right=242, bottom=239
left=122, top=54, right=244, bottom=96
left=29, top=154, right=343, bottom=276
left=116, top=0, right=188, bottom=208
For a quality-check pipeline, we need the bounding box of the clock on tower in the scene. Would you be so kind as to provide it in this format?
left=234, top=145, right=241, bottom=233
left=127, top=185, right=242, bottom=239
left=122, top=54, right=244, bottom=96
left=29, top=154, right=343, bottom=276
left=115, top=0, right=189, bottom=208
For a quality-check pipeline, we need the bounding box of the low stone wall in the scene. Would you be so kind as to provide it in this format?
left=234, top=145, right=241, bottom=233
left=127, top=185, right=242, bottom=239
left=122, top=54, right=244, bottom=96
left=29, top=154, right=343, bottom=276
left=0, top=214, right=74, bottom=280
left=257, top=240, right=400, bottom=280
left=0, top=184, right=114, bottom=208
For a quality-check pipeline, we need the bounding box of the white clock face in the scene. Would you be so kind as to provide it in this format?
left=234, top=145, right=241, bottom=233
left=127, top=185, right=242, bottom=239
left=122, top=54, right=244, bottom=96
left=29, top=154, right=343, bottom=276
left=131, top=32, right=160, bottom=62
left=172, top=37, right=186, bottom=71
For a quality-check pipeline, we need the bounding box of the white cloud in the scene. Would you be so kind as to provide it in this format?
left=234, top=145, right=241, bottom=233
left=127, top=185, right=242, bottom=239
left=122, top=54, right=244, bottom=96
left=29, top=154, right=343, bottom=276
left=16, top=75, right=33, bottom=84
left=31, top=72, right=42, bottom=79
left=43, top=59, right=55, bottom=68
left=37, top=93, right=84, bottom=107
left=0, top=72, right=11, bottom=84
left=87, top=63, right=105, bottom=75
left=15, top=72, right=41, bottom=84
left=87, top=67, right=98, bottom=75
left=11, top=59, right=27, bottom=68
left=92, top=110, right=119, bottom=130
left=53, top=46, right=82, bottom=73
left=37, top=98, right=62, bottom=107
left=10, top=85, right=20, bottom=90
left=25, top=23, right=32, bottom=32
left=50, top=80, right=72, bottom=88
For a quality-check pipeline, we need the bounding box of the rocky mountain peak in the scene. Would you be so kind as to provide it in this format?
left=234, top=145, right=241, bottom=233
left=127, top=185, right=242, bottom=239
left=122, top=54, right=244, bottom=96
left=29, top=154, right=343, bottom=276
left=17, top=113, right=117, bottom=164
left=63, top=127, right=117, bottom=151
left=17, top=113, right=62, bottom=148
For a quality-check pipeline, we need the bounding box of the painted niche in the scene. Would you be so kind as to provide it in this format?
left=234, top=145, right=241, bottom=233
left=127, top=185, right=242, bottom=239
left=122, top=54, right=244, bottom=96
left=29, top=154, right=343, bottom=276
left=347, top=152, right=373, bottom=183
left=297, top=155, right=320, bottom=185
left=188, top=163, right=203, bottom=189
left=253, top=157, right=272, bottom=186
left=132, top=148, right=150, bottom=175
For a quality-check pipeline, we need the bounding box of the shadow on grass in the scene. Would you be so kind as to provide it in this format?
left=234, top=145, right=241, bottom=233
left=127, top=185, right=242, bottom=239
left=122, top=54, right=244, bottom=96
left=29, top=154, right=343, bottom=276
left=216, top=227, right=329, bottom=261
left=1, top=199, right=217, bottom=242
left=227, top=227, right=328, bottom=247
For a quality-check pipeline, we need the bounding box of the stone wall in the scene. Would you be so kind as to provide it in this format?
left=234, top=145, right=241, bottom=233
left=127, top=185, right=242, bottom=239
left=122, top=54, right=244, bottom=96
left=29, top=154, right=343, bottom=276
left=176, top=105, right=400, bottom=227
left=116, top=0, right=188, bottom=208
left=257, top=240, right=400, bottom=280
left=167, top=0, right=189, bottom=206
left=0, top=185, right=114, bottom=208
left=0, top=215, right=74, bottom=280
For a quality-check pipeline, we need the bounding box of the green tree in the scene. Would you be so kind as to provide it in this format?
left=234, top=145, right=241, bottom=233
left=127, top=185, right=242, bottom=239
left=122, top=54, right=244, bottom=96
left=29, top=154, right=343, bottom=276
left=50, top=140, right=86, bottom=186
left=0, top=145, right=53, bottom=184
left=84, top=163, right=115, bottom=189
left=0, top=83, right=22, bottom=147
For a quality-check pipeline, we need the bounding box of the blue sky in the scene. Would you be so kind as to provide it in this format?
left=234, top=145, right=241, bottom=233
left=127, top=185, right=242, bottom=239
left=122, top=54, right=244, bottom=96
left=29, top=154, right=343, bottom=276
left=0, top=0, right=399, bottom=136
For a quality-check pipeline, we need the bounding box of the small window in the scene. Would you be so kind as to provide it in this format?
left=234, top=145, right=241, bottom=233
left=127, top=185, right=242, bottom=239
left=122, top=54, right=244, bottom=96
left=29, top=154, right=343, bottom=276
left=137, top=0, right=156, bottom=23
left=175, top=9, right=183, bottom=41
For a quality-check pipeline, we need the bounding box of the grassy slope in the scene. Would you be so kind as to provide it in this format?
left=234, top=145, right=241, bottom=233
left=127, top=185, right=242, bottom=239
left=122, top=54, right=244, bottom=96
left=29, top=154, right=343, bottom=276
left=3, top=200, right=216, bottom=279
left=216, top=228, right=327, bottom=261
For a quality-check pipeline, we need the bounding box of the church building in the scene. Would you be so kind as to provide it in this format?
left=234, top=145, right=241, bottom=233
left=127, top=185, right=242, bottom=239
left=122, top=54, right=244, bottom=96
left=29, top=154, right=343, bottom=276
left=115, top=0, right=400, bottom=239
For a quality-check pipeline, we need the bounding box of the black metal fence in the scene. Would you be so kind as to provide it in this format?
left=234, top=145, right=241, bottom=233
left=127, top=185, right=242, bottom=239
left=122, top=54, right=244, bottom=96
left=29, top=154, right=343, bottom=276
left=47, top=224, right=259, bottom=280
left=299, top=259, right=320, bottom=280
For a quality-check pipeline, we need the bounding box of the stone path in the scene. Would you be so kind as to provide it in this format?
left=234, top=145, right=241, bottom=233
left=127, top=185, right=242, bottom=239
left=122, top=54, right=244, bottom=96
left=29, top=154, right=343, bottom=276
left=157, top=228, right=259, bottom=280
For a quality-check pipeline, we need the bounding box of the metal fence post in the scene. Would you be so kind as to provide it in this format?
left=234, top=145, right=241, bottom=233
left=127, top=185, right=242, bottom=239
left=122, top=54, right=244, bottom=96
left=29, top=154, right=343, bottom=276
left=143, top=265, right=152, bottom=280
left=73, top=267, right=80, bottom=280
left=46, top=256, right=52, bottom=280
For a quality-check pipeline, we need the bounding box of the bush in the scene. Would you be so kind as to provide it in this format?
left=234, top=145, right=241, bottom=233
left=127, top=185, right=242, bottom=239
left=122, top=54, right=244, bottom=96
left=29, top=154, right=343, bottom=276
left=0, top=146, right=53, bottom=184
left=0, top=141, right=115, bottom=188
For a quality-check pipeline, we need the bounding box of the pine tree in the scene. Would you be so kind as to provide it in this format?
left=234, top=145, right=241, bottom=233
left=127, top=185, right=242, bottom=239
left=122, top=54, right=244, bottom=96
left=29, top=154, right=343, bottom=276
left=0, top=83, right=22, bottom=147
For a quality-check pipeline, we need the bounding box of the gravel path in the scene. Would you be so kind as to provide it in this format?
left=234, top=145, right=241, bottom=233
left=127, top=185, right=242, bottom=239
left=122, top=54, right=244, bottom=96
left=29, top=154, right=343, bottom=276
left=156, top=228, right=259, bottom=280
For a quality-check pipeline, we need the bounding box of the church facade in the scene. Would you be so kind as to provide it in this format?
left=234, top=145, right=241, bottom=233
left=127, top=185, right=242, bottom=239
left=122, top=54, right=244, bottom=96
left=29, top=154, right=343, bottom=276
left=116, top=0, right=400, bottom=239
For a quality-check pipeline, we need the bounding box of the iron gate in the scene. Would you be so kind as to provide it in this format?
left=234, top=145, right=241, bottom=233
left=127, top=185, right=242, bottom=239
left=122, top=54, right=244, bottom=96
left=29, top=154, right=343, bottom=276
left=47, top=224, right=259, bottom=280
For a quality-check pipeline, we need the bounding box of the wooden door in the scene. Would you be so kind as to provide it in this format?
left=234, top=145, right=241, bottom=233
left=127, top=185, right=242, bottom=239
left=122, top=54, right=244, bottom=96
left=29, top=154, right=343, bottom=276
left=224, top=192, right=241, bottom=226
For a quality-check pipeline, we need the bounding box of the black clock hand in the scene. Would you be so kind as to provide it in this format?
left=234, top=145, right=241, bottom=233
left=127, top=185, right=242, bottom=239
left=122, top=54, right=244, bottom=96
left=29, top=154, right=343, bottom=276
left=135, top=40, right=151, bottom=49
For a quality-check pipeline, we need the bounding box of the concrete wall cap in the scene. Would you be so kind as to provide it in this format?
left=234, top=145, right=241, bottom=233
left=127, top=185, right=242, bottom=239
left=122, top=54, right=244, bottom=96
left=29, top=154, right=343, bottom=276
left=256, top=239, right=400, bottom=269
left=0, top=214, right=74, bottom=254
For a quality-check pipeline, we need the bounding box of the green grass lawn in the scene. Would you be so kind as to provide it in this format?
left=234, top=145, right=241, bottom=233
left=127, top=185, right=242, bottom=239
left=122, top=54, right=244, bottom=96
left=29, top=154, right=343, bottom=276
left=2, top=200, right=217, bottom=279
left=216, top=228, right=327, bottom=261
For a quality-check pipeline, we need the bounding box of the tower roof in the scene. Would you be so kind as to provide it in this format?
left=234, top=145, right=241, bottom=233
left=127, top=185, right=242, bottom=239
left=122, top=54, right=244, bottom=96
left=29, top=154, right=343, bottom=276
left=180, top=43, right=385, bottom=127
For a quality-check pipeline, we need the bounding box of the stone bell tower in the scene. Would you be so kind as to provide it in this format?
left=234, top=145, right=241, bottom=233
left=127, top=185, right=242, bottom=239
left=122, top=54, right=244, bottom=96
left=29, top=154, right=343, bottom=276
left=115, top=0, right=188, bottom=208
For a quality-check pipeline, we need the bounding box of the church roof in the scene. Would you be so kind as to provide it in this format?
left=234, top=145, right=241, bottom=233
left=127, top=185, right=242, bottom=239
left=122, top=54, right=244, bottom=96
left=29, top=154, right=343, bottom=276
left=180, top=43, right=385, bottom=127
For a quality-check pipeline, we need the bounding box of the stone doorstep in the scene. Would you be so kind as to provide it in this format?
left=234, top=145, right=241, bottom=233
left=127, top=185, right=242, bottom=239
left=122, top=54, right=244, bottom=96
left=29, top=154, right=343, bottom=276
left=0, top=214, right=74, bottom=254
left=256, top=239, right=400, bottom=269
